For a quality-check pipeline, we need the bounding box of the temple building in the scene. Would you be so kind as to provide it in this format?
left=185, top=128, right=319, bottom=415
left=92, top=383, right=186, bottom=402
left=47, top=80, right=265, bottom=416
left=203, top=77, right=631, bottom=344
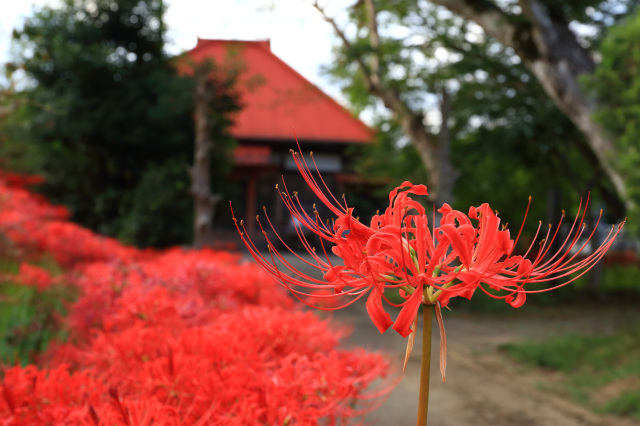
left=186, top=39, right=373, bottom=239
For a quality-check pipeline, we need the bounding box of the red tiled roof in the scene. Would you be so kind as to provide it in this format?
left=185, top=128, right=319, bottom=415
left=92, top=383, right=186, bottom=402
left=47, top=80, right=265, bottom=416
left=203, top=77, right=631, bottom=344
left=185, top=39, right=373, bottom=144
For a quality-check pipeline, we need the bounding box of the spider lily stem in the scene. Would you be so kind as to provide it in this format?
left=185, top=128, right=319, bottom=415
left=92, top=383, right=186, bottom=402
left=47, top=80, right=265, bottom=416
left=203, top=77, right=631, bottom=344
left=417, top=303, right=433, bottom=426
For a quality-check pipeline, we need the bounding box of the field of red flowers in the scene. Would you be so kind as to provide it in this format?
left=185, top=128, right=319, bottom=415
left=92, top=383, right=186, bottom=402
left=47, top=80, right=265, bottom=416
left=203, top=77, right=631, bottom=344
left=0, top=171, right=390, bottom=425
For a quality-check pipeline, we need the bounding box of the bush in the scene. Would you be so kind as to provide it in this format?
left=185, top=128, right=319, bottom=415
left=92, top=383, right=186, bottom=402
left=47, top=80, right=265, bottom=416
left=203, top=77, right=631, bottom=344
left=0, top=171, right=391, bottom=424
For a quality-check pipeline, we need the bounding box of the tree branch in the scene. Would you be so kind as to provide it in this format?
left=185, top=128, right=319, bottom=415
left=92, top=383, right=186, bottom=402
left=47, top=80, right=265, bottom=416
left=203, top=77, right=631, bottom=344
left=364, top=0, right=382, bottom=87
left=430, top=0, right=629, bottom=211
left=429, top=0, right=520, bottom=51
left=312, top=1, right=376, bottom=93
left=311, top=1, right=448, bottom=202
left=518, top=0, right=595, bottom=73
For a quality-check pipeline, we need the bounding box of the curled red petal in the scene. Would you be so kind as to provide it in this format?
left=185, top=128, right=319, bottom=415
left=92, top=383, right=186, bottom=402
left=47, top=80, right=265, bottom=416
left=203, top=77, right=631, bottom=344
left=506, top=290, right=526, bottom=308
left=365, top=287, right=394, bottom=334
left=516, top=258, right=533, bottom=276
left=436, top=224, right=475, bottom=269
left=389, top=181, right=427, bottom=201
left=392, top=285, right=424, bottom=338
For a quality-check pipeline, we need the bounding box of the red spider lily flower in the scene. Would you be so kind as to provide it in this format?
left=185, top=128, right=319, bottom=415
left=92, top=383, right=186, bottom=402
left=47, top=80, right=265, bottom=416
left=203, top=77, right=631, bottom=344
left=232, top=147, right=626, bottom=339
left=0, top=168, right=391, bottom=424
left=15, top=262, right=55, bottom=291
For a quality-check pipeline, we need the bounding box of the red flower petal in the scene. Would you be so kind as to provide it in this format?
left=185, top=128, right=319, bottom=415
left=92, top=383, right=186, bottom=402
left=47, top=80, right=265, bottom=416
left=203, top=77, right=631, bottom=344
left=392, top=285, right=424, bottom=338
left=365, top=287, right=394, bottom=334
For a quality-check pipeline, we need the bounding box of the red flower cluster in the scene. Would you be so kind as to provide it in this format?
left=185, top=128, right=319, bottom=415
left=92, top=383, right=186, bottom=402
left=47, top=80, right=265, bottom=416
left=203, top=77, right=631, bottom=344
left=0, top=172, right=390, bottom=424
left=0, top=171, right=45, bottom=189
left=14, top=263, right=55, bottom=291
left=0, top=177, right=141, bottom=267
left=234, top=148, right=625, bottom=338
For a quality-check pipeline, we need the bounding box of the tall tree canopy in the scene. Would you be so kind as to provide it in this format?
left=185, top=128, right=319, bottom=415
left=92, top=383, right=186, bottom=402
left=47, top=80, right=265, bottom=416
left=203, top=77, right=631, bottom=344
left=318, top=0, right=636, bottom=221
left=428, top=0, right=637, bottom=210
left=587, top=8, right=640, bottom=230
left=7, top=0, right=239, bottom=247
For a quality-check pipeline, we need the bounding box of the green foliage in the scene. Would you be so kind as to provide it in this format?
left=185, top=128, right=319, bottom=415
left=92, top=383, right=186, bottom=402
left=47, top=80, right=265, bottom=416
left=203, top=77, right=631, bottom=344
left=0, top=261, right=74, bottom=366
left=503, top=332, right=626, bottom=374
left=448, top=47, right=592, bottom=222
left=0, top=87, right=44, bottom=174
left=588, top=8, right=640, bottom=232
left=601, top=391, right=640, bottom=419
left=117, top=160, right=192, bottom=247
left=569, top=264, right=640, bottom=295
left=323, top=1, right=627, bottom=225
left=6, top=0, right=240, bottom=247
left=501, top=325, right=640, bottom=420
left=540, top=0, right=640, bottom=39
left=10, top=0, right=191, bottom=244
left=346, top=119, right=427, bottom=198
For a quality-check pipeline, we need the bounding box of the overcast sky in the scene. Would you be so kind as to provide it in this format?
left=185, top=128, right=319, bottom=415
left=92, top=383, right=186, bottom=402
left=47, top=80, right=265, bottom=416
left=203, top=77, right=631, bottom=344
left=0, top=0, right=345, bottom=97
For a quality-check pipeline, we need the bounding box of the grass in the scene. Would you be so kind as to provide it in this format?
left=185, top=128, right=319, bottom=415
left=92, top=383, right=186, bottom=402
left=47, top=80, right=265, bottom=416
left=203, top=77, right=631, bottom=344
left=603, top=391, right=640, bottom=419
left=567, top=263, right=640, bottom=297
left=500, top=326, right=640, bottom=420
left=0, top=256, right=74, bottom=366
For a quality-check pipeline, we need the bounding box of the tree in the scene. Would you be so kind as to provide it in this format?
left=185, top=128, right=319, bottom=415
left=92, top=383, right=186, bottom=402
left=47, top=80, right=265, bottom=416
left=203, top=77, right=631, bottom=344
left=189, top=60, right=241, bottom=248
left=7, top=0, right=240, bottom=247
left=419, top=0, right=638, bottom=210
left=316, top=0, right=634, bottom=218
left=0, top=82, right=44, bottom=174
left=315, top=0, right=459, bottom=205
left=587, top=8, right=640, bottom=230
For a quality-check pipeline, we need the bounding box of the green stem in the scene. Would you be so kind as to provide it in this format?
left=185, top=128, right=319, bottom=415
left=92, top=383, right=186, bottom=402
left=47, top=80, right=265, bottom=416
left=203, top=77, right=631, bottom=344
left=417, top=303, right=433, bottom=426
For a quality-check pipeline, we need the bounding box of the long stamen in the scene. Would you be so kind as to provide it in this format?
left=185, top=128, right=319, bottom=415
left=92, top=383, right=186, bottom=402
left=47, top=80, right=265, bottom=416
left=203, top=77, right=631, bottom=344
left=233, top=145, right=622, bottom=342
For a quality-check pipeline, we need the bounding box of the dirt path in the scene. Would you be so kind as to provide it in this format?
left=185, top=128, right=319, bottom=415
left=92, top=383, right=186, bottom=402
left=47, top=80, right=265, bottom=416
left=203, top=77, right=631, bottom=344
left=332, top=302, right=640, bottom=426
left=251, top=253, right=639, bottom=425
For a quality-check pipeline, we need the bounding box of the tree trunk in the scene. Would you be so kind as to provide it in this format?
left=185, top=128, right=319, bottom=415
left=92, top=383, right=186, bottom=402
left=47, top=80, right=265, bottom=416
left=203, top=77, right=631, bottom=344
left=315, top=0, right=458, bottom=204
left=437, top=87, right=458, bottom=205
left=191, top=65, right=222, bottom=248
left=429, top=0, right=629, bottom=211
left=362, top=0, right=446, bottom=202
left=377, top=89, right=445, bottom=202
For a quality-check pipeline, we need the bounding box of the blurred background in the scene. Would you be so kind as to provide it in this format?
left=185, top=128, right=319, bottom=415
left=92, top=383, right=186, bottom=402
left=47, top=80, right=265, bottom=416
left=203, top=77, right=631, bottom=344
left=1, top=0, right=640, bottom=289
left=2, top=2, right=640, bottom=423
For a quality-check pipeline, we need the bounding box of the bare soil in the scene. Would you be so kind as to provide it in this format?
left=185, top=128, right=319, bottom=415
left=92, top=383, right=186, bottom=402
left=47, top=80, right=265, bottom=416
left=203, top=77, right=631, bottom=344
left=258, top=253, right=640, bottom=425
left=332, top=302, right=640, bottom=426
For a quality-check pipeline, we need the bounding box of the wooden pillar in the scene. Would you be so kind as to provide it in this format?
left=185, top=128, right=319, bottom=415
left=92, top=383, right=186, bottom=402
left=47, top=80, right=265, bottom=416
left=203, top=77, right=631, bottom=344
left=246, top=176, right=257, bottom=237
